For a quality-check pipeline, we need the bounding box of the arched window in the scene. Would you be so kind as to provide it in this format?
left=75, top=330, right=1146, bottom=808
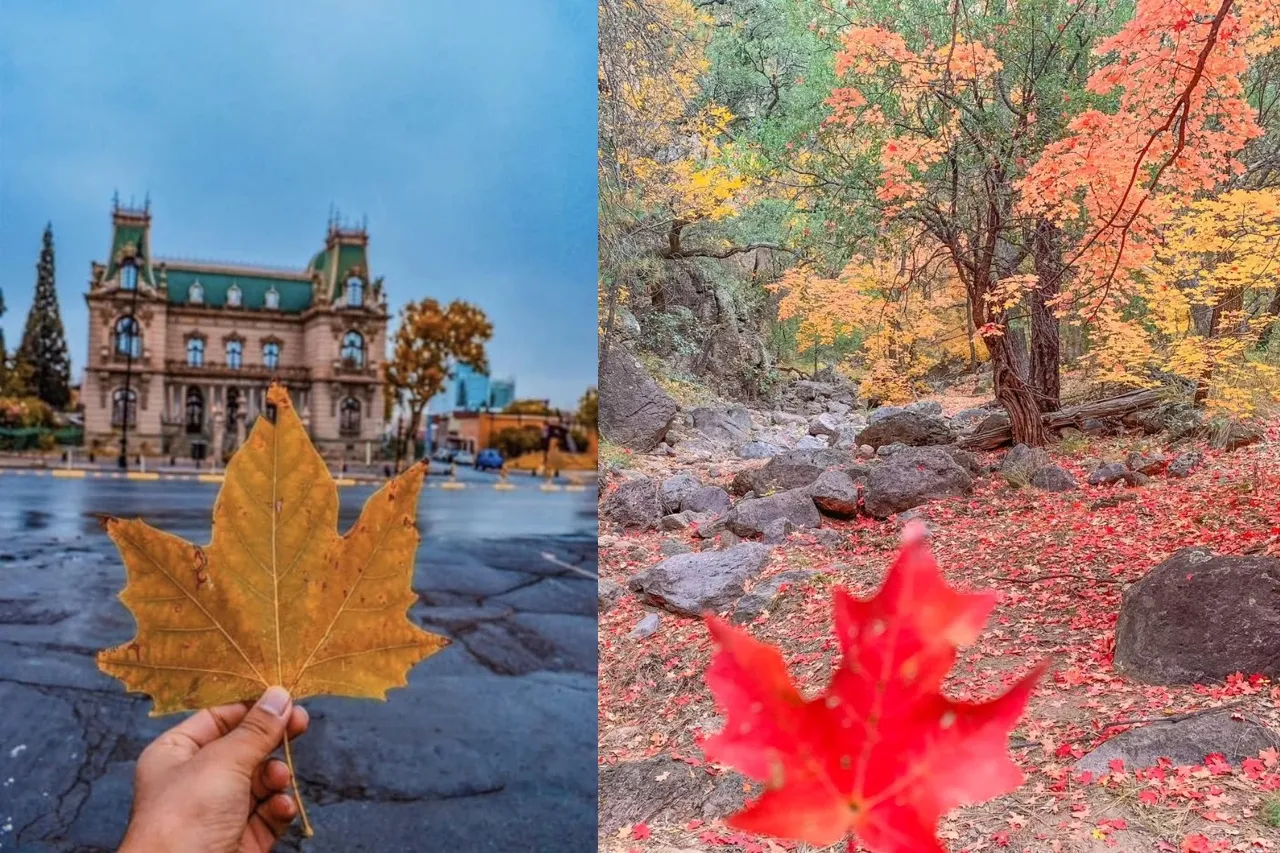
left=339, top=397, right=361, bottom=436
left=185, top=387, right=204, bottom=434
left=120, top=263, right=138, bottom=291
left=187, top=337, right=205, bottom=367
left=227, top=284, right=242, bottom=307
left=114, top=316, right=141, bottom=358
left=345, top=276, right=363, bottom=307
left=226, top=338, right=243, bottom=369
left=340, top=331, right=365, bottom=368
left=111, top=388, right=137, bottom=427
left=265, top=287, right=280, bottom=309
left=189, top=281, right=204, bottom=304
left=263, top=341, right=280, bottom=370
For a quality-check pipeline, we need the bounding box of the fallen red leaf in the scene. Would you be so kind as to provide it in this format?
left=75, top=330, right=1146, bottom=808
left=702, top=521, right=1047, bottom=853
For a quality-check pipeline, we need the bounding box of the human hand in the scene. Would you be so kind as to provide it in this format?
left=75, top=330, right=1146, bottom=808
left=118, top=686, right=310, bottom=853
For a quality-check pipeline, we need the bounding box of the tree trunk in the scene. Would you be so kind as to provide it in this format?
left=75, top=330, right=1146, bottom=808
left=1029, top=219, right=1062, bottom=413
left=1193, top=286, right=1241, bottom=406
left=991, top=334, right=1048, bottom=446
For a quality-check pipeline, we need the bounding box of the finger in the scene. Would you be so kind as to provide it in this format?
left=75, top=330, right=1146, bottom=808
left=140, top=701, right=251, bottom=771
left=286, top=705, right=310, bottom=740
left=247, top=792, right=297, bottom=847
left=251, top=758, right=291, bottom=801
left=200, top=686, right=292, bottom=777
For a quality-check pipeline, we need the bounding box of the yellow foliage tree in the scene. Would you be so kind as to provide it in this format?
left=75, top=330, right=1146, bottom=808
left=771, top=236, right=975, bottom=404
left=1094, top=188, right=1280, bottom=416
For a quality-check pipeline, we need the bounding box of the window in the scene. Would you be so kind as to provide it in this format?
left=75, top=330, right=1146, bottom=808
left=227, top=284, right=242, bottom=307
left=339, top=397, right=361, bottom=437
left=121, top=264, right=138, bottom=291
left=189, top=281, right=204, bottom=304
left=263, top=341, right=280, bottom=370
left=226, top=339, right=243, bottom=369
left=186, top=337, right=205, bottom=367
left=345, top=276, right=363, bottom=307
left=185, top=387, right=204, bottom=434
left=114, top=316, right=141, bottom=358
left=265, top=287, right=280, bottom=309
left=340, top=331, right=365, bottom=368
left=111, top=388, right=137, bottom=428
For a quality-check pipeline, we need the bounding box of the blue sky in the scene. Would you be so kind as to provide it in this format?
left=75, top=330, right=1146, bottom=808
left=0, top=0, right=597, bottom=409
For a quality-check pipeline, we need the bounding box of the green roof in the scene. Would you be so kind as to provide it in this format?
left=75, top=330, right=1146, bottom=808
left=164, top=266, right=313, bottom=313
left=107, top=222, right=154, bottom=286
left=332, top=244, right=368, bottom=299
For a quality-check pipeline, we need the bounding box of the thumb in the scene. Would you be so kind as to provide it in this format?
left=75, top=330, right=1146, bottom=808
left=207, top=686, right=292, bottom=774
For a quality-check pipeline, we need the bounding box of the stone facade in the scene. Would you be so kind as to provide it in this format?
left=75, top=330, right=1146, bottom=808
left=83, top=201, right=388, bottom=460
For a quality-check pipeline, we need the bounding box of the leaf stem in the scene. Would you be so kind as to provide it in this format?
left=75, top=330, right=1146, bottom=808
left=282, top=728, right=314, bottom=837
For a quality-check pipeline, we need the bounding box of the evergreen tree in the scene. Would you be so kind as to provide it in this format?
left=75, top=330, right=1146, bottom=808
left=16, top=224, right=72, bottom=408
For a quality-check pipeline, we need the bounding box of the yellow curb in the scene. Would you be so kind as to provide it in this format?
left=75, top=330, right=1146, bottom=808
left=197, top=474, right=224, bottom=484
left=334, top=478, right=357, bottom=487
left=126, top=472, right=160, bottom=481
left=440, top=480, right=466, bottom=490
left=52, top=469, right=87, bottom=478
left=539, top=483, right=563, bottom=492
left=493, top=483, right=517, bottom=491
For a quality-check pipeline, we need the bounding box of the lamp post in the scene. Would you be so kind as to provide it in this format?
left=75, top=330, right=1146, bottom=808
left=117, top=263, right=141, bottom=470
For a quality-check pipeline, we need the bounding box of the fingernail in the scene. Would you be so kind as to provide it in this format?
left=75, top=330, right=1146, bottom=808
left=259, top=686, right=291, bottom=717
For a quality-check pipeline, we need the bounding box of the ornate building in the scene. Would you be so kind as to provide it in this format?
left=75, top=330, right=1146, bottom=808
left=83, top=200, right=388, bottom=460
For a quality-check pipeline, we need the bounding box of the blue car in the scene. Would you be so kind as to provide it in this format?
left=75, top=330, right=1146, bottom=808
left=475, top=449, right=504, bottom=471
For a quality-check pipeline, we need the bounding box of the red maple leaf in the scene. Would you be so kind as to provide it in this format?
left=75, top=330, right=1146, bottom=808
left=702, top=521, right=1047, bottom=853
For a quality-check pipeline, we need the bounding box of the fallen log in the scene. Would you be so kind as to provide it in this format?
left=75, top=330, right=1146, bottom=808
left=958, top=389, right=1165, bottom=450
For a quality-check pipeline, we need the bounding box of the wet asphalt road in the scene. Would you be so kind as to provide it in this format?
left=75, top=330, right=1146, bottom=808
left=0, top=474, right=599, bottom=852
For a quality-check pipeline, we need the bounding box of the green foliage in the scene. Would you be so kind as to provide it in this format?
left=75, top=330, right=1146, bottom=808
left=16, top=224, right=71, bottom=409
left=576, top=387, right=598, bottom=431
left=0, top=395, right=55, bottom=428
left=503, top=399, right=553, bottom=415
left=1264, top=796, right=1280, bottom=828
left=489, top=426, right=544, bottom=458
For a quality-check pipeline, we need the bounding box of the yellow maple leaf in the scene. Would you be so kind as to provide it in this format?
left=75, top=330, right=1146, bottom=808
left=97, top=383, right=448, bottom=834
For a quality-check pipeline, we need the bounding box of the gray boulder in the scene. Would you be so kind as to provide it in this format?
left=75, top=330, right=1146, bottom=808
left=599, top=346, right=678, bottom=451
left=789, top=380, right=837, bottom=401
left=598, top=757, right=755, bottom=836
left=1087, top=463, right=1129, bottom=486
left=862, top=446, right=973, bottom=519
left=856, top=411, right=952, bottom=449
left=732, top=570, right=819, bottom=623
left=1126, top=451, right=1168, bottom=475
left=1076, top=708, right=1279, bottom=774
left=1215, top=421, right=1263, bottom=451
left=828, top=400, right=851, bottom=417
left=1115, top=548, right=1280, bottom=684
left=660, top=539, right=692, bottom=556
left=690, top=407, right=752, bottom=444
left=598, top=579, right=625, bottom=613
left=684, top=485, right=732, bottom=515
left=728, top=489, right=821, bottom=537
left=762, top=518, right=796, bottom=544
left=660, top=472, right=701, bottom=513
left=808, top=470, right=860, bottom=518
left=794, top=435, right=827, bottom=450
left=1168, top=450, right=1202, bottom=478
left=601, top=478, right=662, bottom=529
left=629, top=612, right=661, bottom=639
left=1001, top=444, right=1050, bottom=487
left=808, top=413, right=842, bottom=438
left=731, top=448, right=857, bottom=496
left=736, top=441, right=782, bottom=459
left=627, top=542, right=773, bottom=617
left=771, top=411, right=808, bottom=426
left=951, top=407, right=991, bottom=431
left=1030, top=465, right=1077, bottom=492
left=947, top=448, right=982, bottom=476
left=876, top=442, right=908, bottom=458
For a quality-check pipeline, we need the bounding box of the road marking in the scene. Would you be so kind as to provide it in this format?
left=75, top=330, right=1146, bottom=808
left=541, top=551, right=598, bottom=580
left=52, top=470, right=87, bottom=479
left=126, top=472, right=160, bottom=481
left=440, top=480, right=465, bottom=490
left=197, top=474, right=224, bottom=483
left=494, top=483, right=517, bottom=491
